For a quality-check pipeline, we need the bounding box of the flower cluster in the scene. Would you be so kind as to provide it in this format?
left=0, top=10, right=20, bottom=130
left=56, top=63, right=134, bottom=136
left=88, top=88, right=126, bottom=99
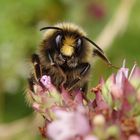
left=29, top=62, right=140, bottom=140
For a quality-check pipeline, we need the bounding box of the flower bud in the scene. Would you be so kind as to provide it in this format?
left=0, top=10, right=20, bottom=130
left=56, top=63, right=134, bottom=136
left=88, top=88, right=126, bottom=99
left=93, top=114, right=105, bottom=127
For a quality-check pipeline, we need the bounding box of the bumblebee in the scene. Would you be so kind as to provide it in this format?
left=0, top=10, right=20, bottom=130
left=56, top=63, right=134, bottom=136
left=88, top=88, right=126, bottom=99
left=28, top=22, right=113, bottom=95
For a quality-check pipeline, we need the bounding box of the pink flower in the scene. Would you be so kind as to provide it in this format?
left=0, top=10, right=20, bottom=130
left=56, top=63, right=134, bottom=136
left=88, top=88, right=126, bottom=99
left=109, top=61, right=136, bottom=101
left=84, top=135, right=99, bottom=140
left=91, top=81, right=109, bottom=111
left=40, top=75, right=54, bottom=90
left=47, top=107, right=90, bottom=140
left=61, top=88, right=84, bottom=109
left=128, top=135, right=140, bottom=140
left=29, top=62, right=140, bottom=140
left=115, top=67, right=129, bottom=88
left=111, top=62, right=129, bottom=99
left=32, top=102, right=40, bottom=112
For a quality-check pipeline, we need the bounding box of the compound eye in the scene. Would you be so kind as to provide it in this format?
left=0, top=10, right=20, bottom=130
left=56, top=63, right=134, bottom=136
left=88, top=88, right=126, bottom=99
left=76, top=38, right=82, bottom=54
left=55, top=34, right=63, bottom=48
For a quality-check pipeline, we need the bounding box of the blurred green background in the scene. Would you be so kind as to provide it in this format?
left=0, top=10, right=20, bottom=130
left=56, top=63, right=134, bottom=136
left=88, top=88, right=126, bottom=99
left=0, top=0, right=139, bottom=139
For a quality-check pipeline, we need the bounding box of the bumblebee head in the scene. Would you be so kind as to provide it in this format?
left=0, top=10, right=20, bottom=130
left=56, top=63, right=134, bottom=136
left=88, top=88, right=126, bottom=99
left=40, top=23, right=113, bottom=68
left=53, top=27, right=85, bottom=60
